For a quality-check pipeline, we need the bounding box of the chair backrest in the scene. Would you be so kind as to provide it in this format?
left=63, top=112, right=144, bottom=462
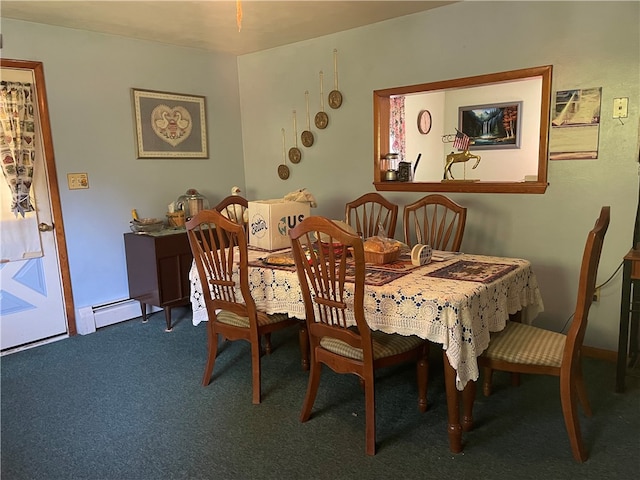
left=186, top=209, right=257, bottom=325
left=215, top=194, right=248, bottom=223
left=563, top=206, right=610, bottom=368
left=345, top=192, right=398, bottom=239
left=402, top=194, right=467, bottom=251
left=289, top=216, right=374, bottom=360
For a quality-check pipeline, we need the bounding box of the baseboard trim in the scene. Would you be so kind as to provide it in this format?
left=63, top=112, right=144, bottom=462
left=583, top=345, right=617, bottom=363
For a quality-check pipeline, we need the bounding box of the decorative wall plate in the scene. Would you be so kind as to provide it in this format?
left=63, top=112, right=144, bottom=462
left=278, top=164, right=290, bottom=180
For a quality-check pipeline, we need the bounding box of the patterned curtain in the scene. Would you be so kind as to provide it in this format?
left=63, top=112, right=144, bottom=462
left=390, top=95, right=406, bottom=161
left=0, top=81, right=36, bottom=217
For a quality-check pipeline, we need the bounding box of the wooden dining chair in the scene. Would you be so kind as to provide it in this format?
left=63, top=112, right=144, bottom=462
left=345, top=192, right=398, bottom=239
left=186, top=209, right=307, bottom=404
left=289, top=215, right=428, bottom=455
left=477, top=206, right=610, bottom=462
left=402, top=194, right=467, bottom=251
left=215, top=194, right=248, bottom=234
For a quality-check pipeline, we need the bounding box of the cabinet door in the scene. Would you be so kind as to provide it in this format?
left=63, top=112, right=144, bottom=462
left=158, top=255, right=185, bottom=304
left=157, top=233, right=192, bottom=306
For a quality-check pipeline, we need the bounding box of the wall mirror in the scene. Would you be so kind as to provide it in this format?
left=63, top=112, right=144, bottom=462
left=373, top=65, right=552, bottom=193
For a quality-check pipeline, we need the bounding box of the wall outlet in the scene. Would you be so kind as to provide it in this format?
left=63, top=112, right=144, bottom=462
left=593, top=287, right=600, bottom=302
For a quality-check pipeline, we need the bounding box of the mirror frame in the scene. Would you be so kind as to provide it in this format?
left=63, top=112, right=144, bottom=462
left=373, top=65, right=552, bottom=194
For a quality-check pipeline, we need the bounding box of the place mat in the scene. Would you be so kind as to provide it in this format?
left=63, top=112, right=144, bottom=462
left=248, top=258, right=405, bottom=286
left=364, top=256, right=420, bottom=273
left=345, top=264, right=407, bottom=286
left=249, top=258, right=296, bottom=272
left=425, top=260, right=518, bottom=284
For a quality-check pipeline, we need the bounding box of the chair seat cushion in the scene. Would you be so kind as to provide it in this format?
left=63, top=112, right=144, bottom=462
left=484, top=321, right=566, bottom=367
left=217, top=310, right=289, bottom=328
left=320, top=330, right=424, bottom=361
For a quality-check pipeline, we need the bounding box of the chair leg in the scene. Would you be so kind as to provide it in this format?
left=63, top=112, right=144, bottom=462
left=560, top=372, right=588, bottom=462
left=482, top=367, right=494, bottom=396
left=298, top=324, right=310, bottom=371
left=364, top=376, right=376, bottom=456
left=575, top=360, right=592, bottom=417
left=202, top=328, right=219, bottom=386
left=251, top=340, right=262, bottom=404
left=264, top=333, right=273, bottom=355
left=300, top=360, right=321, bottom=422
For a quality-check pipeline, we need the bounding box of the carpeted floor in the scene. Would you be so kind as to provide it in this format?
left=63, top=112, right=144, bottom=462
left=2, top=307, right=639, bottom=479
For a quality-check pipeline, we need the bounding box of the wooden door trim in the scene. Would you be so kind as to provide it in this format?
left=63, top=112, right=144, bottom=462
left=1, top=58, right=76, bottom=335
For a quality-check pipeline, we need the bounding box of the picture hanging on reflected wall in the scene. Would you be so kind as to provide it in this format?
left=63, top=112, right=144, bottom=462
left=132, top=88, right=208, bottom=158
left=458, top=101, right=522, bottom=150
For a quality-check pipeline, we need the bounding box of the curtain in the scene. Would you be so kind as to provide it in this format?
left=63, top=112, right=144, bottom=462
left=390, top=95, right=405, bottom=161
left=0, top=81, right=36, bottom=217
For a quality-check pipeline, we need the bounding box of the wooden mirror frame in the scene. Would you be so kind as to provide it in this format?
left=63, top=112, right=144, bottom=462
left=373, top=65, right=552, bottom=194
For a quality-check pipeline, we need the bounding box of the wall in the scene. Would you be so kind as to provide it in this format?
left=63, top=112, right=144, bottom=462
left=1, top=1, right=637, bottom=352
left=237, top=1, right=639, bottom=351
left=1, top=19, right=247, bottom=309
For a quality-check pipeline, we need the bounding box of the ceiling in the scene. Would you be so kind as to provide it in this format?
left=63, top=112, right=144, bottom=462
left=1, top=1, right=454, bottom=56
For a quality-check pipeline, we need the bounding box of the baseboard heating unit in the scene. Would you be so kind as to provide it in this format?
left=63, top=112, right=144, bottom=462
left=77, top=299, right=160, bottom=335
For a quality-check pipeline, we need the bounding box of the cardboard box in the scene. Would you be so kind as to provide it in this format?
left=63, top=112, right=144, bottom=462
left=248, top=200, right=311, bottom=251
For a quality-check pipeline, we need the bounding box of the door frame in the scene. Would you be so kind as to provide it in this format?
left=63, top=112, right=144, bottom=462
left=1, top=58, right=76, bottom=335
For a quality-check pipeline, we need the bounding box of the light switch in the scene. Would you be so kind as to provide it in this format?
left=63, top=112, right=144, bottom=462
left=613, top=97, right=629, bottom=119
left=67, top=173, right=89, bottom=190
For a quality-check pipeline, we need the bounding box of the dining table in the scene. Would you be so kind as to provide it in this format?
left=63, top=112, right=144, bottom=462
left=189, top=246, right=544, bottom=453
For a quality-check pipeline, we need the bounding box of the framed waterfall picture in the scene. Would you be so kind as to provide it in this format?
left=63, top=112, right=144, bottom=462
left=458, top=101, right=522, bottom=150
left=131, top=88, right=208, bottom=158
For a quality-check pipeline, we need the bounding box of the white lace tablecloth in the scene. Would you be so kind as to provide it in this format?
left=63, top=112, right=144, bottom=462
left=190, top=249, right=544, bottom=390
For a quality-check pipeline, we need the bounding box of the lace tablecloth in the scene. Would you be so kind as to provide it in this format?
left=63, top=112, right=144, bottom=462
left=190, top=249, right=544, bottom=390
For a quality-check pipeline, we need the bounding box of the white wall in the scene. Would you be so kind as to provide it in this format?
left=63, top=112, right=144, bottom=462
left=1, top=19, right=247, bottom=309
left=237, top=1, right=639, bottom=351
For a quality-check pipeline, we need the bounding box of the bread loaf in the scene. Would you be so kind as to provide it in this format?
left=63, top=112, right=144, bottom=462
left=364, top=237, right=398, bottom=253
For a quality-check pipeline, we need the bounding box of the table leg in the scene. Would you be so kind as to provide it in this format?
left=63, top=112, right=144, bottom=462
left=462, top=379, right=476, bottom=432
left=443, top=350, right=463, bottom=453
left=629, top=280, right=640, bottom=368
left=616, top=259, right=631, bottom=393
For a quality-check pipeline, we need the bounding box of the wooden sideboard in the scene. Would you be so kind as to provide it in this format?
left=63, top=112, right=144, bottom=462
left=124, top=230, right=192, bottom=331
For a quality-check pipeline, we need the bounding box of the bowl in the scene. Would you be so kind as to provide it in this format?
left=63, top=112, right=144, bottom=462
left=130, top=219, right=164, bottom=233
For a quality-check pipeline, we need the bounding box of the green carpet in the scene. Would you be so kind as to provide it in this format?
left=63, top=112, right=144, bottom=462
left=2, top=308, right=639, bottom=479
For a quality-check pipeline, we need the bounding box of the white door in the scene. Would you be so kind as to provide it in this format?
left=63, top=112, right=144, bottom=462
left=0, top=65, right=69, bottom=351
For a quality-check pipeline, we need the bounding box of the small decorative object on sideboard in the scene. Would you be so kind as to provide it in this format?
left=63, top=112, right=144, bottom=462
left=382, top=153, right=399, bottom=181
left=176, top=188, right=210, bottom=220
left=130, top=209, right=165, bottom=233
left=130, top=218, right=164, bottom=233
left=398, top=161, right=412, bottom=182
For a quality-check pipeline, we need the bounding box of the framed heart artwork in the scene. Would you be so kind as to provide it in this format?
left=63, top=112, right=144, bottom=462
left=131, top=88, right=208, bottom=158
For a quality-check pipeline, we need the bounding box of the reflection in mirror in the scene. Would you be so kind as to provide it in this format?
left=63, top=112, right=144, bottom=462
left=373, top=66, right=552, bottom=194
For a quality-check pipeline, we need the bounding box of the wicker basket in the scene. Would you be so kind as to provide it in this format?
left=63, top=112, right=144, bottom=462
left=364, top=248, right=400, bottom=264
left=166, top=211, right=185, bottom=228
